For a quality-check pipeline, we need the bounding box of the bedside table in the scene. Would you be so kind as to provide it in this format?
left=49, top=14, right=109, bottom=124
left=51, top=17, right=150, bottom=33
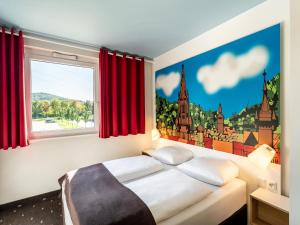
left=142, top=148, right=155, bottom=156
left=250, top=188, right=289, bottom=225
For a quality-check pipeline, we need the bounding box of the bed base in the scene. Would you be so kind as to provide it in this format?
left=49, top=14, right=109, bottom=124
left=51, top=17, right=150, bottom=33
left=219, top=204, right=247, bottom=225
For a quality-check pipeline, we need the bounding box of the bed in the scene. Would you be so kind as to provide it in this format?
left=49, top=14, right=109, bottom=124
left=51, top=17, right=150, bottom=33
left=60, top=155, right=247, bottom=225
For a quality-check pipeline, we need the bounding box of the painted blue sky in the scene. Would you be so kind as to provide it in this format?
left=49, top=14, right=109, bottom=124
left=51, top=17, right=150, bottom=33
left=155, top=24, right=280, bottom=118
left=31, top=60, right=94, bottom=101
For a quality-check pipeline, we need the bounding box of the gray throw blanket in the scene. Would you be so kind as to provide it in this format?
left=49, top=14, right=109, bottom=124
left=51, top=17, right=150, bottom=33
left=59, top=163, right=156, bottom=225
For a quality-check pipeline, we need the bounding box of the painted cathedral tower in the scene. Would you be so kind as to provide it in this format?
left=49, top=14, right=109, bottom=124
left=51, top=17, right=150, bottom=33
left=256, top=70, right=276, bottom=146
left=217, top=103, right=224, bottom=133
left=176, top=65, right=192, bottom=140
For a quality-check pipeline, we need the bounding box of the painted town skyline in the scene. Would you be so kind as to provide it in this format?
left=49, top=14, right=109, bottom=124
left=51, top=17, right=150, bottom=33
left=155, top=24, right=281, bottom=163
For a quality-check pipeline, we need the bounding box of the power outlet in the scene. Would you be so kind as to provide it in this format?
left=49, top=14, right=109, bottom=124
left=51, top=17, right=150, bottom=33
left=268, top=182, right=278, bottom=193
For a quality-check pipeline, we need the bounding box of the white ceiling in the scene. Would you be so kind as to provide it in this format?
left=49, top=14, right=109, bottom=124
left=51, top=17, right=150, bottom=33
left=0, top=0, right=265, bottom=58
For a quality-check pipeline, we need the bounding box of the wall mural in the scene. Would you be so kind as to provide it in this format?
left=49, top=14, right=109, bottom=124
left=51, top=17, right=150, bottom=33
left=155, top=24, right=281, bottom=164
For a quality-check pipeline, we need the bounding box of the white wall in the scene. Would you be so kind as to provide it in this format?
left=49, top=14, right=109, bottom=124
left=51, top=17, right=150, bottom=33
left=154, top=0, right=291, bottom=196
left=289, top=0, right=300, bottom=224
left=0, top=40, right=154, bottom=204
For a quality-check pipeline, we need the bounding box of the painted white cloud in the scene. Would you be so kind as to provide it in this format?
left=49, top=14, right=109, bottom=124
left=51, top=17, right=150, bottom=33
left=197, top=46, right=269, bottom=94
left=156, top=72, right=180, bottom=96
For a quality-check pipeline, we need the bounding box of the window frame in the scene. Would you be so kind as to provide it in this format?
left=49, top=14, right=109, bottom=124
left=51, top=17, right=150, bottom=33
left=25, top=50, right=99, bottom=139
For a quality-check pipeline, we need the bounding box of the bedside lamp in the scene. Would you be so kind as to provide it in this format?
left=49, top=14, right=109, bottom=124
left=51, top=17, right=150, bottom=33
left=248, top=144, right=276, bottom=169
left=151, top=128, right=160, bottom=141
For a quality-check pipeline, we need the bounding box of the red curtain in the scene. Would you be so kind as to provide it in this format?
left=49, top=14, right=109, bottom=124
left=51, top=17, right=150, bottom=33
left=99, top=48, right=145, bottom=138
left=0, top=28, right=28, bottom=150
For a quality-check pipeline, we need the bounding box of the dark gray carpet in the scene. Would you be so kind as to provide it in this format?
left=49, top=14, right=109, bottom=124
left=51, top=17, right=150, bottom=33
left=0, top=192, right=63, bottom=225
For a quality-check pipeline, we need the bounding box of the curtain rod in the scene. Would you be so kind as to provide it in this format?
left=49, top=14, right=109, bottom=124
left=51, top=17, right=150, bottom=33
left=0, top=27, right=153, bottom=63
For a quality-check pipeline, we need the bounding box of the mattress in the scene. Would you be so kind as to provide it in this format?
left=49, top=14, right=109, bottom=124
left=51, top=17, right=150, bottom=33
left=62, top=171, right=246, bottom=225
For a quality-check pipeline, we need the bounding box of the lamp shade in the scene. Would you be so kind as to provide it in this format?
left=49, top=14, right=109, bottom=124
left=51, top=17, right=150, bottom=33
left=151, top=129, right=160, bottom=141
left=248, top=144, right=276, bottom=169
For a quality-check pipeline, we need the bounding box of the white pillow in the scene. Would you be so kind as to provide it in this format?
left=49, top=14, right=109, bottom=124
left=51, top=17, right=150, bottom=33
left=177, top=157, right=239, bottom=186
left=103, top=155, right=164, bottom=182
left=152, top=146, right=194, bottom=165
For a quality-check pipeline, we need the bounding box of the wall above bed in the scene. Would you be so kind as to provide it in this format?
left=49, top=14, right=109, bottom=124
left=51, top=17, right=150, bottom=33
left=154, top=0, right=290, bottom=196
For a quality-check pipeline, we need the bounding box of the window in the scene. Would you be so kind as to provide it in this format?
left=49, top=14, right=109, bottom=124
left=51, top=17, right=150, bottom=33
left=26, top=51, right=98, bottom=139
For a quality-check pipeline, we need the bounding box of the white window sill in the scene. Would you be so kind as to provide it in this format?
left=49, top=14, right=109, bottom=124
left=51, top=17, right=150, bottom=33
left=29, top=131, right=98, bottom=143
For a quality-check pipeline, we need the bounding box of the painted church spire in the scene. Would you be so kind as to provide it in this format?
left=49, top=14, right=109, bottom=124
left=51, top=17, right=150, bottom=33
left=179, top=64, right=188, bottom=99
left=176, top=64, right=192, bottom=140
left=261, top=70, right=270, bottom=112
left=255, top=70, right=276, bottom=146
left=217, top=103, right=224, bottom=133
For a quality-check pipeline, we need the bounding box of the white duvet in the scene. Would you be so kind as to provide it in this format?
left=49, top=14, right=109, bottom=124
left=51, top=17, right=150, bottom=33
left=125, top=169, right=213, bottom=223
